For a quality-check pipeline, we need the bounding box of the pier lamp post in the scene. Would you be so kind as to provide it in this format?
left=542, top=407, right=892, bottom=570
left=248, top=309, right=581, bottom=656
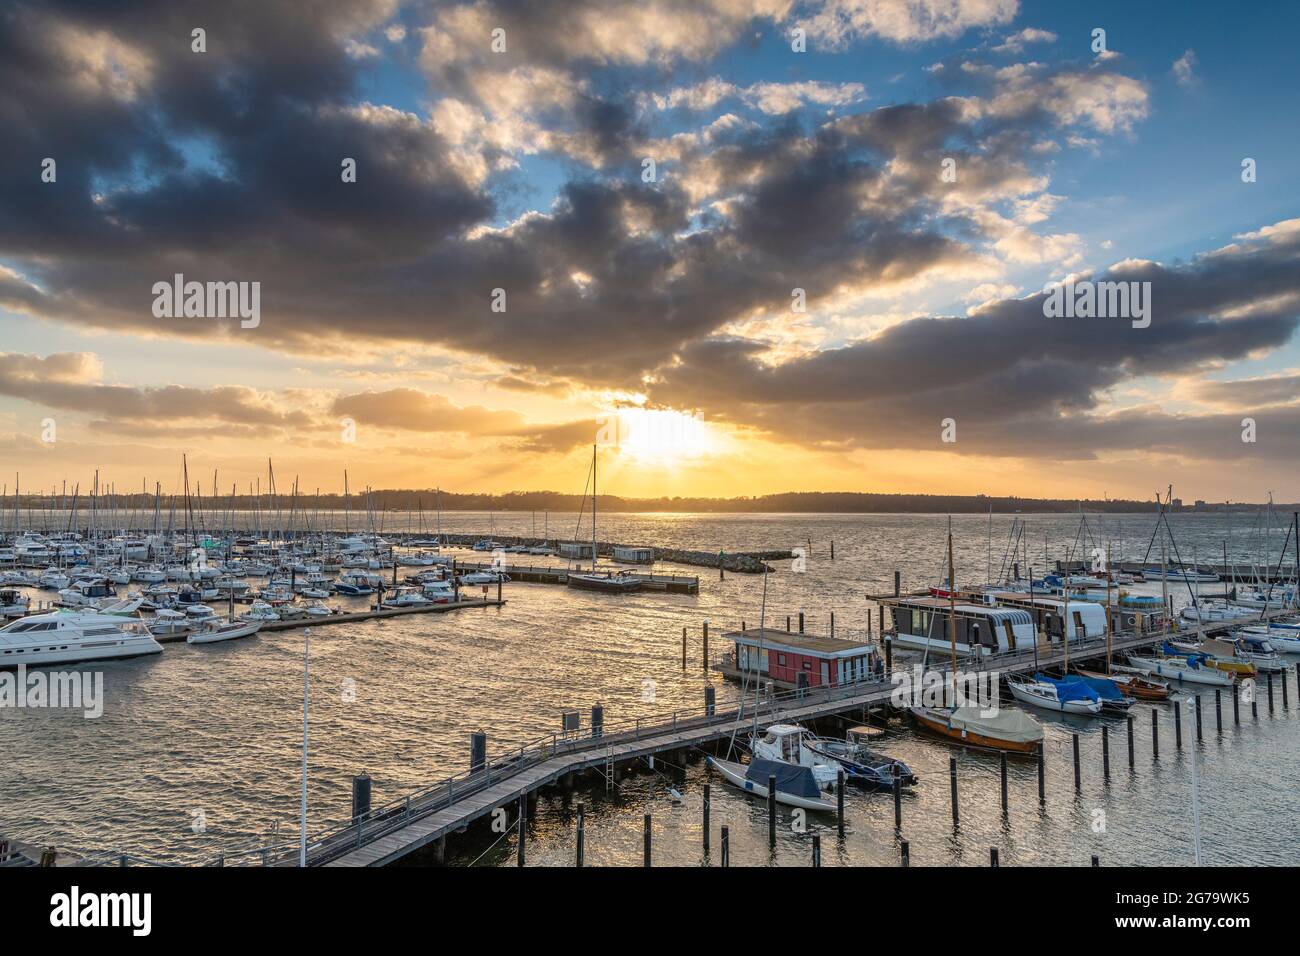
left=300, top=628, right=311, bottom=867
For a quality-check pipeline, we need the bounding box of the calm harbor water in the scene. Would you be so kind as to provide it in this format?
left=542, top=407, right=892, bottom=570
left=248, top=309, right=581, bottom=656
left=2, top=511, right=1297, bottom=865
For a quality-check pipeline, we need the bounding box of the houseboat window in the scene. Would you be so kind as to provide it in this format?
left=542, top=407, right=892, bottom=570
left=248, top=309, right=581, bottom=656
left=777, top=653, right=786, bottom=665
left=821, top=662, right=830, bottom=684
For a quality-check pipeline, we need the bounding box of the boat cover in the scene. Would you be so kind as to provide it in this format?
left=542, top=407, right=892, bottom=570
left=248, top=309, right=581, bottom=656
left=745, top=758, right=821, bottom=798
left=1033, top=673, right=1102, bottom=702
left=1063, top=673, right=1126, bottom=701
left=948, top=706, right=1042, bottom=745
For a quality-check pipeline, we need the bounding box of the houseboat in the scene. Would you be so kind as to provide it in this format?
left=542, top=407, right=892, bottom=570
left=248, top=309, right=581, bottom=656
left=883, top=597, right=1035, bottom=656
left=717, top=627, right=881, bottom=690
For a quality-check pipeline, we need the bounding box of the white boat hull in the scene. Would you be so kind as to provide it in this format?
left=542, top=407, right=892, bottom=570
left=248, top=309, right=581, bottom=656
left=1127, top=656, right=1235, bottom=687
left=188, top=621, right=263, bottom=644
left=1007, top=680, right=1102, bottom=715
left=706, top=757, right=837, bottom=812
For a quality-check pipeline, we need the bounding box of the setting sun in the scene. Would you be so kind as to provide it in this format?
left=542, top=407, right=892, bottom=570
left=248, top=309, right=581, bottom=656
left=605, top=407, right=716, bottom=466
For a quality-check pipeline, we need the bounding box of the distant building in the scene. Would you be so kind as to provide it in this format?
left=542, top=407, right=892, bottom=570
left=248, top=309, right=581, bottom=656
left=1171, top=498, right=1184, bottom=510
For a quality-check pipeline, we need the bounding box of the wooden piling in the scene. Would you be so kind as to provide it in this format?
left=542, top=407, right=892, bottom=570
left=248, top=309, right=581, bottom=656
left=768, top=775, right=777, bottom=848
left=1233, top=685, right=1241, bottom=725
left=1268, top=672, right=1275, bottom=714
left=1195, top=696, right=1202, bottom=742
left=1102, top=725, right=1110, bottom=780
left=517, top=794, right=526, bottom=867
left=702, top=621, right=708, bottom=671
left=999, top=751, right=1008, bottom=817
left=1091, top=855, right=1100, bottom=867
left=1215, top=689, right=1223, bottom=735
left=1152, top=709, right=1159, bottom=759
left=798, top=611, right=804, bottom=633
left=837, top=771, right=845, bottom=838
left=1284, top=669, right=1290, bottom=709
left=812, top=833, right=821, bottom=867
left=702, top=785, right=710, bottom=853
left=1127, top=714, right=1135, bottom=770
left=900, top=840, right=910, bottom=867
left=1037, top=748, right=1045, bottom=806
left=1252, top=683, right=1258, bottom=720
left=721, top=826, right=729, bottom=867
left=576, top=803, right=585, bottom=867
left=643, top=814, right=652, bottom=867
left=893, top=762, right=902, bottom=829
left=681, top=628, right=687, bottom=670
left=1072, top=734, right=1081, bottom=791
left=894, top=570, right=900, bottom=596
left=1174, top=700, right=1183, bottom=749
left=990, top=847, right=999, bottom=867
left=950, top=757, right=960, bottom=825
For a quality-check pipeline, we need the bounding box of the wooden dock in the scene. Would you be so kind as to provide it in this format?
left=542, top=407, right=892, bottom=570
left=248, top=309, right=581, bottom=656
left=450, top=561, right=699, bottom=594
left=288, top=620, right=1246, bottom=868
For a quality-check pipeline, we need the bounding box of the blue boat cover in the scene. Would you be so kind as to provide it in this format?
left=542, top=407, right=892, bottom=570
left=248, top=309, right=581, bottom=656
left=1062, top=673, right=1126, bottom=701
left=745, top=758, right=821, bottom=799
left=1032, top=673, right=1101, bottom=703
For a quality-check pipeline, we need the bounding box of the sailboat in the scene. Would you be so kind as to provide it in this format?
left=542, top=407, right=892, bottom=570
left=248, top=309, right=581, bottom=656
left=908, top=523, right=1045, bottom=752
left=566, top=445, right=641, bottom=594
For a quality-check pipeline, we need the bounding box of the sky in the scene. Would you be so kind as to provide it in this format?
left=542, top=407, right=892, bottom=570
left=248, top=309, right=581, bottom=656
left=1, top=0, right=1298, bottom=503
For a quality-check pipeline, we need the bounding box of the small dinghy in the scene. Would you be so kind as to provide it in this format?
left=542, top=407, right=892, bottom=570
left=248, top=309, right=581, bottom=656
left=1078, top=666, right=1170, bottom=700
left=706, top=756, right=838, bottom=812
left=1007, top=674, right=1103, bottom=715
left=1163, top=639, right=1256, bottom=678
left=188, top=620, right=263, bottom=644
left=1126, top=653, right=1235, bottom=687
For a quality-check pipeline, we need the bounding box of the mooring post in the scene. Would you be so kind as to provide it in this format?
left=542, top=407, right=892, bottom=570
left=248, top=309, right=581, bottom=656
left=517, top=794, right=526, bottom=867
left=702, top=784, right=711, bottom=855
left=720, top=826, right=730, bottom=867
left=950, top=757, right=960, bottom=825
left=1252, top=683, right=1259, bottom=720
left=1152, top=709, right=1159, bottom=760
left=702, top=621, right=708, bottom=671
left=1102, top=726, right=1110, bottom=781
left=1174, top=700, right=1183, bottom=749
left=470, top=731, right=487, bottom=775
left=1284, top=669, right=1290, bottom=709
left=682, top=627, right=687, bottom=670
left=999, top=751, right=1009, bottom=817
left=1072, top=734, right=1081, bottom=791
left=576, top=803, right=585, bottom=867
left=893, top=762, right=902, bottom=829
left=812, top=834, right=822, bottom=867
left=798, top=611, right=804, bottom=633
left=705, top=685, right=715, bottom=717
left=900, top=840, right=910, bottom=867
left=884, top=636, right=893, bottom=673
left=1215, top=688, right=1223, bottom=735
left=1268, top=672, right=1275, bottom=714
left=1233, top=685, right=1241, bottom=725
left=351, top=773, right=372, bottom=823
left=830, top=540, right=835, bottom=560
left=830, top=611, right=835, bottom=638
left=591, top=703, right=603, bottom=739
left=1127, top=714, right=1135, bottom=769
left=990, top=847, right=1000, bottom=867
left=643, top=814, right=652, bottom=867
left=768, top=775, right=777, bottom=848
left=1037, top=747, right=1045, bottom=806
left=894, top=570, right=900, bottom=596
left=837, top=771, right=845, bottom=838
left=1195, top=696, right=1203, bottom=742
left=1091, top=855, right=1100, bottom=867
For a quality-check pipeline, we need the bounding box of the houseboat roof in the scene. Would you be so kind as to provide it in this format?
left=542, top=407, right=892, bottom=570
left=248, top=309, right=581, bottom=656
left=724, top=627, right=874, bottom=659
left=884, top=597, right=1032, bottom=621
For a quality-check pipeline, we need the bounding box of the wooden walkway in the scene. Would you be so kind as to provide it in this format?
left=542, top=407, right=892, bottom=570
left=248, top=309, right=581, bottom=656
left=319, top=625, right=1195, bottom=867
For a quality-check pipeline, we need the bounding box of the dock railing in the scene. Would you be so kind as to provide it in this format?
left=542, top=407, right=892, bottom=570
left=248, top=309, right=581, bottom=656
left=70, top=608, right=1283, bottom=867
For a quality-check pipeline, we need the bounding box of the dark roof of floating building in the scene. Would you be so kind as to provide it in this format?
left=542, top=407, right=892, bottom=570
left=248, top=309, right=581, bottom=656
left=722, top=627, right=874, bottom=658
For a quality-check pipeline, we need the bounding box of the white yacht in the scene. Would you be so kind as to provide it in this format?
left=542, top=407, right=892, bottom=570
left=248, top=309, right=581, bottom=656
left=0, top=610, right=163, bottom=668
left=37, top=567, right=71, bottom=590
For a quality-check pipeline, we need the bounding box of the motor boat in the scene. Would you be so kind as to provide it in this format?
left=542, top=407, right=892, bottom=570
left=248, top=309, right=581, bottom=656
left=147, top=608, right=193, bottom=639
left=55, top=581, right=117, bottom=608
left=804, top=726, right=917, bottom=789
left=460, top=570, right=510, bottom=585
left=382, top=587, right=431, bottom=608
left=1231, top=633, right=1288, bottom=672
left=37, top=568, right=71, bottom=590
left=240, top=601, right=280, bottom=622
left=1062, top=671, right=1135, bottom=712
left=706, top=756, right=838, bottom=812
left=421, top=580, right=456, bottom=604
left=0, top=570, right=36, bottom=587
left=1239, top=624, right=1300, bottom=654
left=1163, top=639, right=1256, bottom=678
left=1180, top=601, right=1256, bottom=625
left=0, top=589, right=31, bottom=618
left=566, top=569, right=639, bottom=593
left=300, top=599, right=335, bottom=617
left=748, top=724, right=841, bottom=788
left=188, top=620, right=263, bottom=644
left=133, top=566, right=167, bottom=584
left=0, top=610, right=163, bottom=667
left=1007, top=673, right=1104, bottom=715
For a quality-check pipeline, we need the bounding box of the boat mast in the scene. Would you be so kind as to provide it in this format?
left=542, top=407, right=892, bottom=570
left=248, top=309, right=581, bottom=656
left=1105, top=543, right=1113, bottom=675
left=947, top=522, right=958, bottom=705
left=590, top=444, right=597, bottom=572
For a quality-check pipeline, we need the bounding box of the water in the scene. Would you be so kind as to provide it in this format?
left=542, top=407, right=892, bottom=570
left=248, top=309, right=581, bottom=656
left=1, top=512, right=1297, bottom=865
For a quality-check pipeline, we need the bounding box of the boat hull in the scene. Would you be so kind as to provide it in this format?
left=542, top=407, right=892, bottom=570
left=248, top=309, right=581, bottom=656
left=1007, top=681, right=1102, bottom=715
left=566, top=574, right=641, bottom=594
left=909, top=707, right=1040, bottom=754
left=1127, top=656, right=1235, bottom=687
left=706, top=756, right=837, bottom=812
